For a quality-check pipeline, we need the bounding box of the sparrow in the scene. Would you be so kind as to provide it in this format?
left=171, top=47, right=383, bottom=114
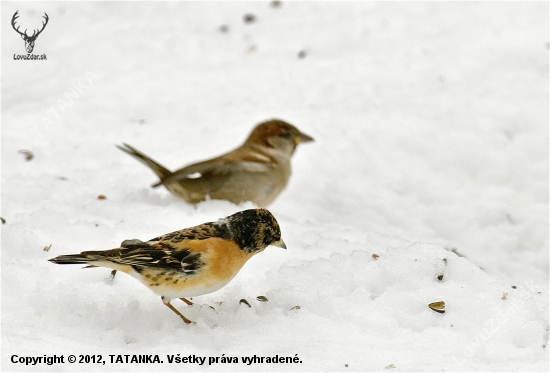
left=49, top=208, right=286, bottom=324
left=117, top=119, right=314, bottom=207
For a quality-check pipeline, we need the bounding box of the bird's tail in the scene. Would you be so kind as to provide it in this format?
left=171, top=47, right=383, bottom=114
left=49, top=251, right=103, bottom=265
left=49, top=250, right=129, bottom=272
left=116, top=143, right=173, bottom=181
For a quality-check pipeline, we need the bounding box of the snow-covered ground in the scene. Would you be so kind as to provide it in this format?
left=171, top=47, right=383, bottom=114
left=1, top=1, right=548, bottom=371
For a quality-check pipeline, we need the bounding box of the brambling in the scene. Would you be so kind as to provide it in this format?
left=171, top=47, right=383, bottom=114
left=117, top=119, right=314, bottom=207
left=49, top=208, right=286, bottom=324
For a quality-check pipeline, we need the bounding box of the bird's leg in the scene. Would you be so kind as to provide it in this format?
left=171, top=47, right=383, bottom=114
left=165, top=303, right=193, bottom=324
left=180, top=298, right=193, bottom=306
left=161, top=296, right=193, bottom=324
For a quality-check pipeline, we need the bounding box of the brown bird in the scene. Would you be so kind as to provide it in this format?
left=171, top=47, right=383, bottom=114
left=49, top=208, right=286, bottom=324
left=117, top=119, right=314, bottom=207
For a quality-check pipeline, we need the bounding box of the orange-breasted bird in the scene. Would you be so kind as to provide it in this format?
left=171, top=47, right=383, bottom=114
left=49, top=209, right=286, bottom=324
left=117, top=119, right=314, bottom=207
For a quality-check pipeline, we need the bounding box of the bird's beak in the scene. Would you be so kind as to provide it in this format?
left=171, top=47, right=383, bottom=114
left=294, top=131, right=314, bottom=144
left=271, top=239, right=287, bottom=250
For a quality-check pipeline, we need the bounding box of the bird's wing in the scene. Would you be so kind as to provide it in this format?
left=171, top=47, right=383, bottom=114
left=153, top=149, right=275, bottom=187
left=80, top=242, right=204, bottom=274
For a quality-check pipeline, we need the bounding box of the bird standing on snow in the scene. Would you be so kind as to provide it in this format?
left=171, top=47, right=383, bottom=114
left=117, top=119, right=314, bottom=207
left=49, top=208, right=286, bottom=324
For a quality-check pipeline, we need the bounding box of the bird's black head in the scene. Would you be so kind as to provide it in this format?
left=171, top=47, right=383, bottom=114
left=224, top=208, right=286, bottom=253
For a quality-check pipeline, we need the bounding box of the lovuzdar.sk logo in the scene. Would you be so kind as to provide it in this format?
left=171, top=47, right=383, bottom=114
left=12, top=10, right=49, bottom=60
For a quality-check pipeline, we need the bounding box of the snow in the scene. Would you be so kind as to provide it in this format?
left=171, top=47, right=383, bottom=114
left=1, top=1, right=548, bottom=371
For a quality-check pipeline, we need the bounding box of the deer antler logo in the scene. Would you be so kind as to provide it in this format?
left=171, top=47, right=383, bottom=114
left=11, top=10, right=49, bottom=54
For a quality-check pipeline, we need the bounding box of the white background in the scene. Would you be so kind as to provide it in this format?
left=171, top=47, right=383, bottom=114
left=2, top=1, right=548, bottom=371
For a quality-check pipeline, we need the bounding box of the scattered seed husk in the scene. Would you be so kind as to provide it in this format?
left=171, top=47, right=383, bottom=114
left=243, top=13, right=256, bottom=23
left=256, top=296, right=268, bottom=302
left=290, top=305, right=301, bottom=311
left=97, top=195, right=107, bottom=200
left=501, top=292, right=507, bottom=300
left=239, top=298, right=251, bottom=307
left=1, top=217, right=6, bottom=224
left=43, top=244, right=52, bottom=252
left=429, top=301, right=445, bottom=314
left=385, top=364, right=395, bottom=369
left=511, top=285, right=517, bottom=289
left=19, top=150, right=33, bottom=161
left=372, top=253, right=380, bottom=260
left=437, top=274, right=444, bottom=281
